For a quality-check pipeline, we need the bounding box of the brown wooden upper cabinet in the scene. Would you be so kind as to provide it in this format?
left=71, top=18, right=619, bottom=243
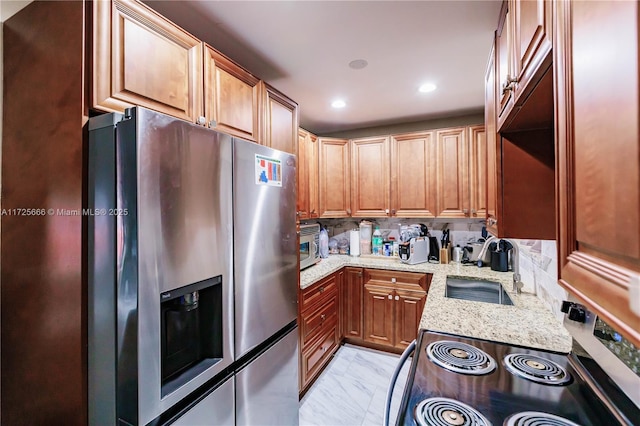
left=297, top=128, right=319, bottom=220
left=390, top=132, right=437, bottom=218
left=497, top=0, right=552, bottom=131
left=203, top=45, right=260, bottom=141
left=260, top=82, right=299, bottom=155
left=93, top=0, right=203, bottom=122
left=435, top=127, right=469, bottom=218
left=350, top=137, right=390, bottom=217
left=318, top=138, right=351, bottom=218
left=554, top=0, right=640, bottom=346
left=468, top=125, right=487, bottom=219
left=485, top=41, right=499, bottom=236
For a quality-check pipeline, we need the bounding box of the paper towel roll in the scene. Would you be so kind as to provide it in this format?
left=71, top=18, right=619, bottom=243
left=350, top=230, right=361, bottom=256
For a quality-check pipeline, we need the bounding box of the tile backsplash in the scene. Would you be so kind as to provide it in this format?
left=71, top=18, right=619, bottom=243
left=514, top=239, right=567, bottom=321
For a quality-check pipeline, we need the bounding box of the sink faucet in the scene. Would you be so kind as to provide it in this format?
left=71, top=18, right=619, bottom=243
left=502, top=239, right=523, bottom=294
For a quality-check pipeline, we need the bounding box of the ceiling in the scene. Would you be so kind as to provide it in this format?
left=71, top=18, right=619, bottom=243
left=144, top=1, right=501, bottom=134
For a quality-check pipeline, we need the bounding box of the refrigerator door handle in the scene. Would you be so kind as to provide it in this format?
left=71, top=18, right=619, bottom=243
left=384, top=339, right=416, bottom=426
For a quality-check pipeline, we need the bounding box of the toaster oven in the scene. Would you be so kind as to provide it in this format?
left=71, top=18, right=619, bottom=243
left=300, top=224, right=320, bottom=270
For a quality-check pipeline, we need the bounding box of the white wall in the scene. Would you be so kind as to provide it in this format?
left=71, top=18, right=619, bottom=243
left=515, top=239, right=568, bottom=321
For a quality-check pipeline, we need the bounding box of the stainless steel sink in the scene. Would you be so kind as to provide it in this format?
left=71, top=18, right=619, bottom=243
left=445, top=277, right=513, bottom=305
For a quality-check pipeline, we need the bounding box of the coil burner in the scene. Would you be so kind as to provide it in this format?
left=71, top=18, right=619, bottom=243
left=503, top=354, right=571, bottom=385
left=414, top=397, right=491, bottom=426
left=426, top=340, right=497, bottom=375
left=504, top=411, right=581, bottom=426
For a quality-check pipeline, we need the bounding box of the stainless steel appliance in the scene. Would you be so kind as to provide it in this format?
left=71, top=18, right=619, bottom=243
left=232, top=138, right=299, bottom=425
left=399, top=237, right=430, bottom=265
left=386, top=306, right=639, bottom=425
left=88, top=107, right=298, bottom=425
left=300, top=223, right=321, bottom=270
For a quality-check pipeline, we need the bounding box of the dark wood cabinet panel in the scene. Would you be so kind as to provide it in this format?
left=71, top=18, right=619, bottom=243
left=343, top=267, right=364, bottom=339
left=350, top=137, right=390, bottom=217
left=555, top=0, right=640, bottom=346
left=318, top=138, right=351, bottom=218
left=260, top=82, right=298, bottom=155
left=390, top=132, right=437, bottom=218
left=435, top=127, right=469, bottom=218
left=93, top=0, right=203, bottom=122
left=204, top=45, right=259, bottom=141
left=363, top=285, right=395, bottom=346
left=468, top=125, right=487, bottom=219
left=485, top=41, right=499, bottom=235
left=394, top=289, right=427, bottom=350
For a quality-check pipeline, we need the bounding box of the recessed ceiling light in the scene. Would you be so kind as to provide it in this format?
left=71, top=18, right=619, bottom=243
left=331, top=100, right=346, bottom=108
left=349, top=59, right=368, bottom=70
left=419, top=83, right=437, bottom=93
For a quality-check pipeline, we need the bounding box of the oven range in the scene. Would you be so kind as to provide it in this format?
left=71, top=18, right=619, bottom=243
left=386, top=325, right=639, bottom=426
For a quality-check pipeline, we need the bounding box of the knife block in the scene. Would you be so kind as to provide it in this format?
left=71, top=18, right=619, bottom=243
left=439, top=247, right=450, bottom=264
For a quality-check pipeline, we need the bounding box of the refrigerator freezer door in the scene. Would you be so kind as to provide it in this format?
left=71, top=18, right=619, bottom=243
left=233, top=139, right=298, bottom=357
left=236, top=328, right=299, bottom=426
left=173, top=376, right=234, bottom=426
left=119, top=108, right=235, bottom=424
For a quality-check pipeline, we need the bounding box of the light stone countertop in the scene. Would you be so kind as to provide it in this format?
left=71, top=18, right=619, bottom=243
left=300, top=255, right=572, bottom=353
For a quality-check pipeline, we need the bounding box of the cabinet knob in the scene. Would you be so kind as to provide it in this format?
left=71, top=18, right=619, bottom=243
left=296, top=211, right=301, bottom=216
left=320, top=314, right=326, bottom=321
left=395, top=295, right=399, bottom=301
left=196, top=116, right=207, bottom=126
left=391, top=209, right=396, bottom=215
left=346, top=209, right=351, bottom=215
left=311, top=209, right=316, bottom=214
left=471, top=209, right=477, bottom=215
left=358, top=272, right=363, bottom=277
left=391, top=277, right=396, bottom=283
left=388, top=295, right=392, bottom=300
left=208, top=120, right=217, bottom=128
left=319, top=287, right=324, bottom=293
left=385, top=209, right=390, bottom=215
left=463, top=208, right=469, bottom=216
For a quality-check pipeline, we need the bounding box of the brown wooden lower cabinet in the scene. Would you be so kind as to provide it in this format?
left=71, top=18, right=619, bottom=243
left=362, top=270, right=428, bottom=350
left=299, top=267, right=431, bottom=394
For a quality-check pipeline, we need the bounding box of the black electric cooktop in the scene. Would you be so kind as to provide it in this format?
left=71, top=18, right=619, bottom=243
left=397, top=330, right=629, bottom=426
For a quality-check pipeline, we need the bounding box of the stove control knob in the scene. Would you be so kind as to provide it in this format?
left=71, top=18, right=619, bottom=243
left=568, top=306, right=586, bottom=323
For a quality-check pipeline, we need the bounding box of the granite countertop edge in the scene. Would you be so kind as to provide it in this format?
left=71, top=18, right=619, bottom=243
left=300, top=255, right=572, bottom=353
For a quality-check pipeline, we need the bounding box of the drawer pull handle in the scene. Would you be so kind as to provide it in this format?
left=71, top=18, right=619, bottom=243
left=320, top=314, right=326, bottom=321
left=391, top=277, right=396, bottom=283
left=388, top=295, right=392, bottom=300
left=395, top=295, right=399, bottom=301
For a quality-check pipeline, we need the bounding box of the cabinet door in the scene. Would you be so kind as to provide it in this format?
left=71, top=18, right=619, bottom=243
left=351, top=137, right=390, bottom=217
left=394, top=289, right=426, bottom=350
left=556, top=0, right=640, bottom=346
left=485, top=42, right=499, bottom=235
left=496, top=1, right=514, bottom=123
left=308, top=134, right=320, bottom=219
left=318, top=138, right=351, bottom=217
left=93, top=0, right=203, bottom=122
left=363, top=285, right=394, bottom=347
left=297, top=129, right=310, bottom=220
left=435, top=127, right=469, bottom=218
left=204, top=45, right=259, bottom=141
left=512, top=0, right=552, bottom=104
left=336, top=268, right=345, bottom=341
left=342, top=267, right=363, bottom=339
left=468, top=125, right=487, bottom=219
left=260, top=82, right=298, bottom=155
left=390, top=132, right=437, bottom=218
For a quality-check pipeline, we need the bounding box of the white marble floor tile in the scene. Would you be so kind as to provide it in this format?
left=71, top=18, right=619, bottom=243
left=299, top=345, right=410, bottom=426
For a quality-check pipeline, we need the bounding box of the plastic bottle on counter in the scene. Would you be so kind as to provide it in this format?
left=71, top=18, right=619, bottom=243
left=319, top=227, right=329, bottom=258
left=372, top=226, right=383, bottom=256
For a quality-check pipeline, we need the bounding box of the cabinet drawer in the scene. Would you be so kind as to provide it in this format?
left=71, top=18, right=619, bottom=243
left=300, top=274, right=337, bottom=312
left=363, top=269, right=429, bottom=292
left=301, top=294, right=337, bottom=348
left=301, top=320, right=338, bottom=388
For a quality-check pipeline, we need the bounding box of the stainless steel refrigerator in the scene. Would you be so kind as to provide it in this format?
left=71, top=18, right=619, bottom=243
left=88, top=107, right=298, bottom=425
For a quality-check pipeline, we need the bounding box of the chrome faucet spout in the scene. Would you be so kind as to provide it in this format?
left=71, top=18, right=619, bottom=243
left=502, top=239, right=523, bottom=294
